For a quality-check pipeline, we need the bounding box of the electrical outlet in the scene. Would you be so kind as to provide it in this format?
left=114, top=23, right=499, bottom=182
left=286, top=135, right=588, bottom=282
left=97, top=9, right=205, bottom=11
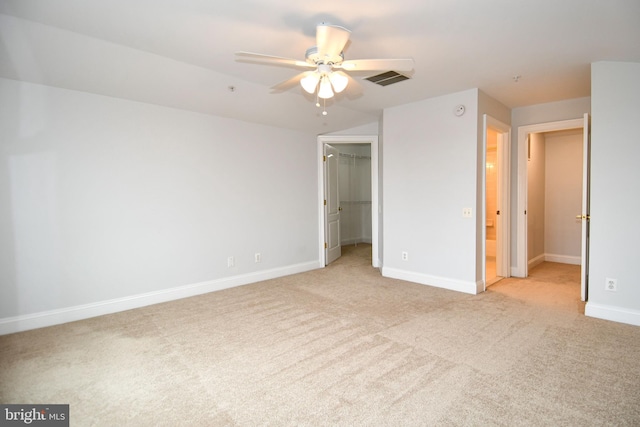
left=227, top=256, right=234, bottom=268
left=254, top=253, right=261, bottom=263
left=605, top=278, right=617, bottom=292
left=463, top=207, right=473, bottom=218
left=401, top=251, right=409, bottom=261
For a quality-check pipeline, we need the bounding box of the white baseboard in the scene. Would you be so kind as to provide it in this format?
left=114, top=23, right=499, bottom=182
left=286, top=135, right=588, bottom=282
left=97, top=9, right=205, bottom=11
left=0, top=261, right=319, bottom=336
left=544, top=253, right=581, bottom=265
left=527, top=253, right=581, bottom=270
left=381, top=267, right=481, bottom=295
left=528, top=254, right=545, bottom=269
left=585, top=302, right=640, bottom=326
left=340, top=238, right=373, bottom=246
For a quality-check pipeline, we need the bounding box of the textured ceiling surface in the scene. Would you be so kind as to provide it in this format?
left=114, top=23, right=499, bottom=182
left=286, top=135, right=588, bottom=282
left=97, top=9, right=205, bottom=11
left=1, top=0, right=639, bottom=133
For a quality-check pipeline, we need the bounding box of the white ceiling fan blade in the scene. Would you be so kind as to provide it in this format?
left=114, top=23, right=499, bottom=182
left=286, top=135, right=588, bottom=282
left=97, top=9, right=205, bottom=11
left=235, top=51, right=312, bottom=68
left=338, top=58, right=415, bottom=72
left=270, top=72, right=312, bottom=93
left=316, top=24, right=351, bottom=59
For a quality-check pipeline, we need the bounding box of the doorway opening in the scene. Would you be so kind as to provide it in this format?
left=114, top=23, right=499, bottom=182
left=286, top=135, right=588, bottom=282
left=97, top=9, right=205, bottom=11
left=483, top=115, right=511, bottom=290
left=516, top=115, right=590, bottom=301
left=485, top=128, right=500, bottom=285
left=317, top=135, right=379, bottom=268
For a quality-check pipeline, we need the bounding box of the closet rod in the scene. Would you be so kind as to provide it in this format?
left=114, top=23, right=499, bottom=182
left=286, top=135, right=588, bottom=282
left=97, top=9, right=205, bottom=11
left=338, top=153, right=371, bottom=160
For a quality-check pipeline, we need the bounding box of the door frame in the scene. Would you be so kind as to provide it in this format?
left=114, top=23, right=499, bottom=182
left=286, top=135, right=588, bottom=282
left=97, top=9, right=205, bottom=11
left=580, top=113, right=591, bottom=301
left=515, top=117, right=585, bottom=278
left=482, top=115, right=511, bottom=289
left=317, top=135, right=379, bottom=268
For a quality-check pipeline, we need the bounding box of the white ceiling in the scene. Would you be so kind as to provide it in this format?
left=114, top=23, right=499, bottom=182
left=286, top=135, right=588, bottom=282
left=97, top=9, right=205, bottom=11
left=1, top=0, right=639, bottom=134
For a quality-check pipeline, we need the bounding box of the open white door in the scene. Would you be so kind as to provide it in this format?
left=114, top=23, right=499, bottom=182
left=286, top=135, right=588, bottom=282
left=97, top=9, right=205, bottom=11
left=580, top=113, right=591, bottom=301
left=324, top=144, right=341, bottom=265
left=495, top=130, right=510, bottom=278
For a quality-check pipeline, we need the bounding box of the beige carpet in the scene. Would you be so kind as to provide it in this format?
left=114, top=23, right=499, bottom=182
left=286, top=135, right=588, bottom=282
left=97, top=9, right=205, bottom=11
left=1, top=245, right=639, bottom=426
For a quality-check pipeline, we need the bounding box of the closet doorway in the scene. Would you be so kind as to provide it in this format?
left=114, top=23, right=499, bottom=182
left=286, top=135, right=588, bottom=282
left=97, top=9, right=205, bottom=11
left=516, top=115, right=590, bottom=301
left=337, top=145, right=372, bottom=246
left=317, top=135, right=379, bottom=268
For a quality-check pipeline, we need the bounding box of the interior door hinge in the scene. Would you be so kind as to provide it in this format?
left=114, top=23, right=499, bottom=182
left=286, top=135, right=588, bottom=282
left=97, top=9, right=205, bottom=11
left=324, top=199, right=327, bottom=206
left=324, top=242, right=327, bottom=249
left=323, top=155, right=326, bottom=162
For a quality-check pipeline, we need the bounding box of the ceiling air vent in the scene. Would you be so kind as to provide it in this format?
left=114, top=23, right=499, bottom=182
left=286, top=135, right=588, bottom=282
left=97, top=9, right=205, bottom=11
left=364, top=71, right=410, bottom=87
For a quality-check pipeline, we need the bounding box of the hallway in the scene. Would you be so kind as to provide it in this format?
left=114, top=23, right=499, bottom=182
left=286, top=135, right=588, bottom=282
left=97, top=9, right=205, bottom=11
left=489, top=262, right=584, bottom=314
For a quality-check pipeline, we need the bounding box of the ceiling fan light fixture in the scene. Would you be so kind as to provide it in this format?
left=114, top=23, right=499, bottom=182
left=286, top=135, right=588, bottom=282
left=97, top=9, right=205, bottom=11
left=329, top=72, right=348, bottom=93
left=301, top=72, right=320, bottom=94
left=237, top=24, right=415, bottom=112
left=318, top=76, right=334, bottom=99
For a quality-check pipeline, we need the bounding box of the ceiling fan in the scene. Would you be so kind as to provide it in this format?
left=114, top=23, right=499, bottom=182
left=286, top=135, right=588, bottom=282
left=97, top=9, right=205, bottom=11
left=236, top=24, right=414, bottom=114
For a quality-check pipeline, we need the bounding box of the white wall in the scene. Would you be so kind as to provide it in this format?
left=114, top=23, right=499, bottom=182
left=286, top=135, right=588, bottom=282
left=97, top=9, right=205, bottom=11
left=586, top=61, right=640, bottom=326
left=381, top=89, right=509, bottom=293
left=382, top=89, right=481, bottom=293
left=378, top=120, right=385, bottom=266
left=512, top=97, right=591, bottom=127
left=326, top=121, right=379, bottom=136
left=0, top=78, right=319, bottom=333
left=527, top=133, right=546, bottom=265
left=544, top=130, right=582, bottom=263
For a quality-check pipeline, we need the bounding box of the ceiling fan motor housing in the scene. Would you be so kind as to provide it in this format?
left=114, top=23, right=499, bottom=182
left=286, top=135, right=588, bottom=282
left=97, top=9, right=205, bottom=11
left=305, top=46, right=343, bottom=67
